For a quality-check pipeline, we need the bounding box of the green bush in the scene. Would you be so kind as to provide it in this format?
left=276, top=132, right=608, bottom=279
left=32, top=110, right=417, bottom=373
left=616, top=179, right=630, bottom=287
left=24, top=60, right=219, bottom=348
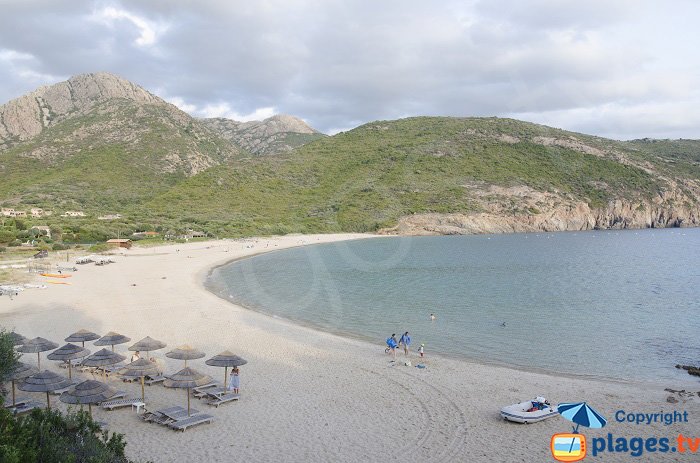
left=52, top=243, right=69, bottom=251
left=0, top=247, right=6, bottom=253
left=88, top=243, right=111, bottom=253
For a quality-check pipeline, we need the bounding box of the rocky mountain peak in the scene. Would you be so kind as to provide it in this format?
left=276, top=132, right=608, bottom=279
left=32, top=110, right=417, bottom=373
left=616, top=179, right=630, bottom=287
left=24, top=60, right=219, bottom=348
left=0, top=72, right=163, bottom=149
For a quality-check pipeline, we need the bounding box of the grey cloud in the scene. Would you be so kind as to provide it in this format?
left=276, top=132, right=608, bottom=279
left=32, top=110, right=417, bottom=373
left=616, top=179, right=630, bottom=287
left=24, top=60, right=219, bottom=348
left=0, top=0, right=698, bottom=139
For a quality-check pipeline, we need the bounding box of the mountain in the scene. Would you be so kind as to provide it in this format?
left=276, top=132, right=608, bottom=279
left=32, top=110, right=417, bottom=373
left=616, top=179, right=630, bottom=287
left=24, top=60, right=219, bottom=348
left=201, top=114, right=326, bottom=155
left=0, top=73, right=698, bottom=239
left=0, top=72, right=241, bottom=211
left=147, top=117, right=700, bottom=236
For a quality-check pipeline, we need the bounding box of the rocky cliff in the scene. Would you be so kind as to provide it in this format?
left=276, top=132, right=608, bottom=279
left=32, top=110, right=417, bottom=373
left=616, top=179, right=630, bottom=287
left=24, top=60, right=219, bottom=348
left=0, top=72, right=165, bottom=150
left=385, top=182, right=700, bottom=235
left=201, top=114, right=325, bottom=155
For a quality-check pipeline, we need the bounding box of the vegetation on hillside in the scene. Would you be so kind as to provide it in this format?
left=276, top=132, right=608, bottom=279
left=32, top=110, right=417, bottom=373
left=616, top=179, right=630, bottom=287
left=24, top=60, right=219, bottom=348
left=1, top=115, right=699, bottom=241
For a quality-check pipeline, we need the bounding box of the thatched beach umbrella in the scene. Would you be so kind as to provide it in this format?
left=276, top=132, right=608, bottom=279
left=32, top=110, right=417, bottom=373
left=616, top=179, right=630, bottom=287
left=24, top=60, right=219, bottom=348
left=60, top=379, right=117, bottom=418
left=128, top=336, right=167, bottom=358
left=205, top=351, right=248, bottom=390
left=166, top=344, right=205, bottom=367
left=47, top=343, right=90, bottom=379
left=163, top=367, right=211, bottom=416
left=16, top=337, right=59, bottom=369
left=9, top=331, right=26, bottom=346
left=119, top=358, right=159, bottom=402
left=18, top=370, right=72, bottom=409
left=81, top=348, right=126, bottom=382
left=94, top=331, right=131, bottom=352
left=8, top=362, right=38, bottom=407
left=65, top=329, right=100, bottom=347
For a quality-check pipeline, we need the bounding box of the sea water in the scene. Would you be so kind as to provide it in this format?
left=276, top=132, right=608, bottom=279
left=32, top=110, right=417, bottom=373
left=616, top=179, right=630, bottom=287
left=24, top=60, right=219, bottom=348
left=207, top=229, right=700, bottom=382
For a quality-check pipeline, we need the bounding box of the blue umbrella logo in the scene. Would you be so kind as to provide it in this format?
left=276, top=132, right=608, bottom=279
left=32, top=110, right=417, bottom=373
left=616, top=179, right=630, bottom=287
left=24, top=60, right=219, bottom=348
left=557, top=402, right=607, bottom=454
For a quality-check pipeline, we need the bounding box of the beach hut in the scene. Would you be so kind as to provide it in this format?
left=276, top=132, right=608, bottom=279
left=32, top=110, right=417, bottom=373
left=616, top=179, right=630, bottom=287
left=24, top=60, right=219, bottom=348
left=18, top=370, right=72, bottom=409
left=166, top=345, right=205, bottom=367
left=119, top=358, right=160, bottom=402
left=106, top=239, right=132, bottom=249
left=164, top=367, right=212, bottom=416
left=7, top=362, right=38, bottom=407
left=205, top=351, right=248, bottom=390
left=16, top=337, right=59, bottom=369
left=65, top=329, right=100, bottom=347
left=47, top=343, right=90, bottom=379
left=60, top=380, right=117, bottom=418
left=94, top=331, right=131, bottom=352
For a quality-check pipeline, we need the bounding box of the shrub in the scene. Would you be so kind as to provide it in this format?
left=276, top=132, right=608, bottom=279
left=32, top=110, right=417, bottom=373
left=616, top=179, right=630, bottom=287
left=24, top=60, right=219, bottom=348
left=0, top=247, right=6, bottom=253
left=88, top=243, right=111, bottom=253
left=52, top=243, right=69, bottom=251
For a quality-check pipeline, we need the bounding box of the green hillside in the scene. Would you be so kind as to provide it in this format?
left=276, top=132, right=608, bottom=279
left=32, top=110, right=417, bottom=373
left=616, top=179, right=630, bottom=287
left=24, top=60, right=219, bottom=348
left=0, top=99, right=238, bottom=212
left=145, top=117, right=687, bottom=236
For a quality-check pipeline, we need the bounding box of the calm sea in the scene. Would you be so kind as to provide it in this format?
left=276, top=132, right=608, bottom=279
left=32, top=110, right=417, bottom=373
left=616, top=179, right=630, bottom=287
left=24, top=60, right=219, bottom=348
left=207, top=229, right=700, bottom=383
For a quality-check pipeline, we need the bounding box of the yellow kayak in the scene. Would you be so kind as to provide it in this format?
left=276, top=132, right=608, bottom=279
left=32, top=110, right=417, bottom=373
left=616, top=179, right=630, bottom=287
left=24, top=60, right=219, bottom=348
left=40, top=273, right=72, bottom=278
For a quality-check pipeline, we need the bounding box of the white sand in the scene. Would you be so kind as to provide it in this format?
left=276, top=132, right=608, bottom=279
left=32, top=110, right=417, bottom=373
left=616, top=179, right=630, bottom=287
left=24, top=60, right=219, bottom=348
left=1, top=234, right=698, bottom=462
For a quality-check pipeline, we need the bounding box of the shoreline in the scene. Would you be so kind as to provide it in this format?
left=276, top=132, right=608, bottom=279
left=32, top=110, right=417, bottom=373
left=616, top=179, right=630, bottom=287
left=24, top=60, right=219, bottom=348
left=201, top=234, right=697, bottom=390
left=2, top=233, right=699, bottom=463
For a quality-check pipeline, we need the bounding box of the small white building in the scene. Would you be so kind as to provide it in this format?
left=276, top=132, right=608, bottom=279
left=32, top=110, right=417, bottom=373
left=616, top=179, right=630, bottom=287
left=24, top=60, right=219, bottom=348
left=62, top=211, right=86, bottom=217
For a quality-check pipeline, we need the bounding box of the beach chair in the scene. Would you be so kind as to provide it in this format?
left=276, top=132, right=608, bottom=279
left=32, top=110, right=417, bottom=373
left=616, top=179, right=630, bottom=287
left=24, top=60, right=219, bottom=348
left=12, top=401, right=42, bottom=415
left=141, top=406, right=182, bottom=424
left=206, top=393, right=240, bottom=408
left=192, top=382, right=220, bottom=394
left=142, top=406, right=198, bottom=425
left=144, top=375, right=166, bottom=386
left=193, top=386, right=227, bottom=399
left=101, top=398, right=143, bottom=411
left=3, top=398, right=31, bottom=408
left=168, top=414, right=214, bottom=432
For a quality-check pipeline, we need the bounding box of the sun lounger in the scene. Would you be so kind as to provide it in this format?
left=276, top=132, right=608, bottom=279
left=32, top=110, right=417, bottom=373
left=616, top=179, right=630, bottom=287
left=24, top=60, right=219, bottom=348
left=207, top=393, right=240, bottom=408
left=101, top=398, right=144, bottom=410
left=3, top=398, right=31, bottom=408
left=168, top=414, right=214, bottom=432
left=193, top=386, right=228, bottom=399
left=192, top=382, right=220, bottom=394
left=12, top=401, right=42, bottom=415
left=142, top=406, right=199, bottom=425
left=144, top=375, right=166, bottom=385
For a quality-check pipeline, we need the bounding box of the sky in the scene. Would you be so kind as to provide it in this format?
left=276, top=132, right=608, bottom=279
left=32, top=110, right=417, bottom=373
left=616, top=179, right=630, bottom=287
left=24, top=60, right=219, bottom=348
left=1, top=0, right=699, bottom=139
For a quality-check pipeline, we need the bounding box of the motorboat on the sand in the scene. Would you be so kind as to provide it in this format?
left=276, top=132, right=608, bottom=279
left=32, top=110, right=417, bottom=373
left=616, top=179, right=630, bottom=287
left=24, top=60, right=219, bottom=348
left=500, top=397, right=558, bottom=423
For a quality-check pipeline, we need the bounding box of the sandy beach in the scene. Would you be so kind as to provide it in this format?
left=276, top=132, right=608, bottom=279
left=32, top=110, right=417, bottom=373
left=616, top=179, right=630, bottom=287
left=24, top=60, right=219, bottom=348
left=1, top=234, right=699, bottom=463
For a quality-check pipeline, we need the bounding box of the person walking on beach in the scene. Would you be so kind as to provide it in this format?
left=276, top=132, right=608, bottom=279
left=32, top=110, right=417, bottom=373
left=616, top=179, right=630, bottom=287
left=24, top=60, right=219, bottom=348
left=418, top=343, right=425, bottom=358
left=399, top=332, right=411, bottom=357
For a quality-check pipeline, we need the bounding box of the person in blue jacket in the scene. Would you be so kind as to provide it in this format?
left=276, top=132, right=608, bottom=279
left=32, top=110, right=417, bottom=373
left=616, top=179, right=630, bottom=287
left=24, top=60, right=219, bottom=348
left=399, top=332, right=411, bottom=357
left=386, top=334, right=398, bottom=359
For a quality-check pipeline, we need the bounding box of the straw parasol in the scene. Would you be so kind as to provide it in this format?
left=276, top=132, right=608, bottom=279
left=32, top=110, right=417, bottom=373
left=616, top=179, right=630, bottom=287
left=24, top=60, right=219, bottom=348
left=163, top=367, right=212, bottom=416
left=47, top=343, right=90, bottom=379
left=8, top=362, right=38, bottom=407
left=128, top=336, right=166, bottom=358
left=18, top=370, right=73, bottom=409
left=9, top=331, right=26, bottom=346
left=166, top=344, right=205, bottom=367
left=205, top=351, right=248, bottom=390
left=94, top=331, right=131, bottom=352
left=81, top=348, right=126, bottom=382
left=65, top=329, right=100, bottom=347
left=60, top=379, right=117, bottom=417
left=16, top=337, right=59, bottom=369
left=119, top=358, right=160, bottom=402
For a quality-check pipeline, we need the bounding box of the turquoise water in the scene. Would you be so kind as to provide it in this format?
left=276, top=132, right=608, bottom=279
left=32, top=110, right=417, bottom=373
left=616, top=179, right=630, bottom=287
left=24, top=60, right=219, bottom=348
left=207, top=229, right=700, bottom=382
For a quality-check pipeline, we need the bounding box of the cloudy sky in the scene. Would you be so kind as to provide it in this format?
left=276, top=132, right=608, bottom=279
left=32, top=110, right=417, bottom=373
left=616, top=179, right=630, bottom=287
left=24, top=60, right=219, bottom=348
left=1, top=0, right=699, bottom=139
